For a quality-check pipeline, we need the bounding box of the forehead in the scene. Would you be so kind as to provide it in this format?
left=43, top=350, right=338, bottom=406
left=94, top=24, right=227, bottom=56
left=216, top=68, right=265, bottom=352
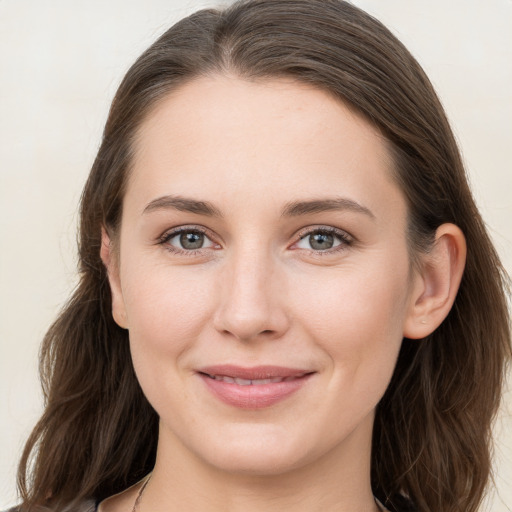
left=127, top=75, right=404, bottom=221
left=133, top=74, right=389, bottom=161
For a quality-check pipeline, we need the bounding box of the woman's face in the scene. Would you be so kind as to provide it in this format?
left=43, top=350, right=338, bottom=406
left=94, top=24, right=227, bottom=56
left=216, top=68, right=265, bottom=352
left=107, top=76, right=423, bottom=475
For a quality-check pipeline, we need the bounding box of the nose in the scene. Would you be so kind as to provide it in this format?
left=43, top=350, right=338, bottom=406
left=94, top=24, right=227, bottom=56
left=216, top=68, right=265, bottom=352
left=213, top=248, right=290, bottom=342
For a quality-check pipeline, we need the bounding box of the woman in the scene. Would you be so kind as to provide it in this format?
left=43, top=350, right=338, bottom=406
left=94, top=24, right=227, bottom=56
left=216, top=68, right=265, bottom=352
left=15, top=1, right=510, bottom=511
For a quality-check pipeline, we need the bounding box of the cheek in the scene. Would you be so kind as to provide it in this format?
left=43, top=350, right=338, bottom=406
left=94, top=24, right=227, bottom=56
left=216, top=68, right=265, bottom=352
left=121, top=261, right=218, bottom=355
left=120, top=262, right=220, bottom=413
left=293, top=256, right=411, bottom=379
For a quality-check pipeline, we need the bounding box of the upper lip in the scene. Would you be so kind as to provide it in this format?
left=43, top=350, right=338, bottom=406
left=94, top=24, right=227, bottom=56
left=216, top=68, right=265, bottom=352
left=197, top=365, right=313, bottom=380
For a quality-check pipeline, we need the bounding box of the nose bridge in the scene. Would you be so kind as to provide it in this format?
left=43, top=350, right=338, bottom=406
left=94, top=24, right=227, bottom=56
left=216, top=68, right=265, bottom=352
left=214, top=241, right=288, bottom=341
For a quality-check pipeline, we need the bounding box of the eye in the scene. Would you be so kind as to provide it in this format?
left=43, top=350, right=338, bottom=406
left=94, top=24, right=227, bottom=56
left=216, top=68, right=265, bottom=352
left=160, top=227, right=218, bottom=252
left=294, top=227, right=352, bottom=252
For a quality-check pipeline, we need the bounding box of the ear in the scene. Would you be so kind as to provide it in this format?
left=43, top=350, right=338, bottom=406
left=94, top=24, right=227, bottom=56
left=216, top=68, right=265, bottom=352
left=100, top=227, right=128, bottom=329
left=403, top=223, right=466, bottom=339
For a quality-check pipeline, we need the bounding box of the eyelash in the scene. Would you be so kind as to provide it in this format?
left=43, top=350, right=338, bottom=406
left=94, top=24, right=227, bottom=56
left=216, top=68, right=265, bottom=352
left=157, top=225, right=354, bottom=256
left=157, top=226, right=218, bottom=256
left=293, top=226, right=354, bottom=256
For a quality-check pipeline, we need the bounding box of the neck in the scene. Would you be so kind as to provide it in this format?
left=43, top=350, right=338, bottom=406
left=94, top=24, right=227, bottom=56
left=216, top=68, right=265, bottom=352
left=142, top=416, right=378, bottom=512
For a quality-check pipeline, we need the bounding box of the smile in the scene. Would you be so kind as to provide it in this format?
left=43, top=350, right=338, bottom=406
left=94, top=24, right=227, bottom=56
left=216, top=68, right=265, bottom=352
left=205, top=375, right=301, bottom=385
left=197, top=365, right=314, bottom=409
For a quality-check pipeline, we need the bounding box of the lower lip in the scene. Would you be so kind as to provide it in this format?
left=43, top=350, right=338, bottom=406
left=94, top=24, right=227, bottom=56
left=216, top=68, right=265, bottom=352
left=199, top=373, right=313, bottom=409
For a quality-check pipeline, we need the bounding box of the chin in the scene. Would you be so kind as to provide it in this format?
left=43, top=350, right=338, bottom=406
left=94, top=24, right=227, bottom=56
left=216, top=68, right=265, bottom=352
left=191, top=425, right=321, bottom=477
left=205, top=449, right=307, bottom=477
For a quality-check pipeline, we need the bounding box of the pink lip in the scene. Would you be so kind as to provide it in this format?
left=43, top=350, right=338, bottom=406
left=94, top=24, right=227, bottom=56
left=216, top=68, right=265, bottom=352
left=197, top=365, right=314, bottom=409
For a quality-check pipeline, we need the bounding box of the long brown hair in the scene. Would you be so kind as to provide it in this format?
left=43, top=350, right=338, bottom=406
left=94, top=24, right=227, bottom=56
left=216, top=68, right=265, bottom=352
left=17, top=1, right=511, bottom=511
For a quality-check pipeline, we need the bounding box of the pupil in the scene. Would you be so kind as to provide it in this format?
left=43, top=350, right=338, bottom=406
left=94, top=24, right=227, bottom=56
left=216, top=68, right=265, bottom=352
left=310, top=232, right=333, bottom=250
left=180, top=232, right=204, bottom=250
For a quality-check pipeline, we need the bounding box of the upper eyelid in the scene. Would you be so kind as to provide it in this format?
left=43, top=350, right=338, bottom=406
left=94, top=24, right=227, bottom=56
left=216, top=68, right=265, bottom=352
left=159, top=225, right=213, bottom=241
left=294, top=225, right=354, bottom=241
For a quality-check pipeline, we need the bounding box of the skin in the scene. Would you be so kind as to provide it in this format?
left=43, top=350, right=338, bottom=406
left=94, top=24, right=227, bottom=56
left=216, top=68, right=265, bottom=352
left=100, top=76, right=466, bottom=512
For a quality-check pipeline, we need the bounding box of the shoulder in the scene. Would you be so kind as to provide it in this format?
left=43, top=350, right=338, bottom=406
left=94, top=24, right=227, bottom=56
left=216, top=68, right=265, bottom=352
left=75, top=500, right=98, bottom=512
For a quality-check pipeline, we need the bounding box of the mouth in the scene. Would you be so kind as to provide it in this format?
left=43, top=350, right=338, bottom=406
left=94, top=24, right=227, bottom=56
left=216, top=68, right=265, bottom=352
left=196, top=365, right=315, bottom=409
left=202, top=374, right=304, bottom=385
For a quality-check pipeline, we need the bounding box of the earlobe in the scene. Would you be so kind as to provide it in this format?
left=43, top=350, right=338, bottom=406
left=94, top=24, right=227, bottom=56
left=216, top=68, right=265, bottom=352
left=100, top=227, right=128, bottom=330
left=403, top=223, right=466, bottom=340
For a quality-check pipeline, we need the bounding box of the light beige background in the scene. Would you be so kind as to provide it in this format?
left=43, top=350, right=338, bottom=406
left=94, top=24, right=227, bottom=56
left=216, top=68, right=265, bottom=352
left=1, top=0, right=511, bottom=509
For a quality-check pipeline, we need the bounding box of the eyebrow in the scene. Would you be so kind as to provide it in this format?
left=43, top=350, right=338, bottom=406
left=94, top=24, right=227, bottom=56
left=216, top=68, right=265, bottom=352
left=142, top=194, right=374, bottom=220
left=281, top=197, right=375, bottom=219
left=143, top=195, right=223, bottom=217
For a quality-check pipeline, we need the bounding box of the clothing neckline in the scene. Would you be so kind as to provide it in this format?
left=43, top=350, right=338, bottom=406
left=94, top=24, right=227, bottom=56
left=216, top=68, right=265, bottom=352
left=375, top=497, right=391, bottom=511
